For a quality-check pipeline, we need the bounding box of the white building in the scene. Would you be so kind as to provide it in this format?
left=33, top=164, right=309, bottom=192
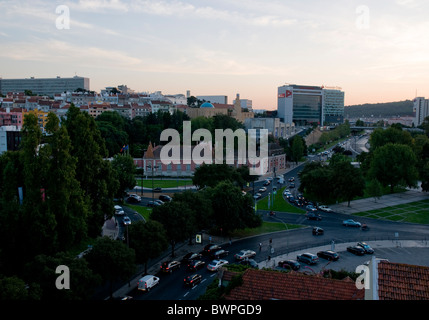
left=233, top=97, right=252, bottom=110
left=413, top=97, right=429, bottom=127
left=244, top=118, right=295, bottom=139
left=196, top=95, right=228, bottom=104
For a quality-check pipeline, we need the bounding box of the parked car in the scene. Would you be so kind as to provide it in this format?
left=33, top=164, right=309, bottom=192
left=181, top=252, right=202, bottom=263
left=296, top=253, right=319, bottom=265
left=319, top=205, right=333, bottom=213
left=343, top=219, right=362, bottom=227
left=263, top=180, right=271, bottom=186
left=127, top=194, right=141, bottom=203
left=160, top=260, right=181, bottom=273
left=306, top=205, right=317, bottom=212
left=202, top=244, right=222, bottom=256
left=317, top=250, right=339, bottom=261
left=114, top=205, right=124, bottom=216
left=159, top=194, right=172, bottom=202
left=347, top=246, right=365, bottom=256
left=258, top=187, right=267, bottom=193
left=187, top=260, right=205, bottom=272
left=306, top=212, right=322, bottom=221
left=207, top=259, right=229, bottom=271
left=153, top=187, right=162, bottom=192
left=122, top=216, right=131, bottom=226
left=154, top=200, right=164, bottom=205
left=278, top=259, right=300, bottom=271
left=137, top=275, right=159, bottom=292
left=253, top=193, right=262, bottom=200
left=211, top=249, right=229, bottom=259
left=184, top=274, right=202, bottom=287
left=239, top=259, right=259, bottom=269
left=147, top=201, right=161, bottom=207
left=234, top=249, right=256, bottom=261
left=357, top=242, right=374, bottom=254
left=312, top=227, right=324, bottom=235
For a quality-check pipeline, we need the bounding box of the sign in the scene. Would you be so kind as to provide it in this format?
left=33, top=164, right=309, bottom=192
left=195, top=234, right=202, bottom=244
left=285, top=90, right=292, bottom=98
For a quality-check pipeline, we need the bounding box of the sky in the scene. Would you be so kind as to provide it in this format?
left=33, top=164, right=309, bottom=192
left=0, top=0, right=429, bottom=110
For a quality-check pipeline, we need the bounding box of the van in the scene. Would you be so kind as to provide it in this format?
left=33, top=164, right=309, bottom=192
left=137, top=275, right=160, bottom=291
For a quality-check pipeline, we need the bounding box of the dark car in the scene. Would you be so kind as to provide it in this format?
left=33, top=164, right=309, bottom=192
left=184, top=274, right=202, bottom=287
left=147, top=201, right=161, bottom=207
left=187, top=260, right=206, bottom=272
left=160, top=260, right=181, bottom=273
left=239, top=259, right=259, bottom=269
left=153, top=187, right=162, bottom=192
left=289, top=182, right=295, bottom=188
left=317, top=250, right=339, bottom=261
left=181, top=252, right=202, bottom=263
left=127, top=194, right=141, bottom=203
left=202, top=244, right=222, bottom=256
left=278, top=259, right=300, bottom=271
left=312, top=227, right=324, bottom=235
left=159, top=195, right=172, bottom=202
left=357, top=242, right=374, bottom=254
left=210, top=249, right=229, bottom=259
left=263, top=180, right=271, bottom=186
left=306, top=212, right=322, bottom=221
left=347, top=246, right=365, bottom=256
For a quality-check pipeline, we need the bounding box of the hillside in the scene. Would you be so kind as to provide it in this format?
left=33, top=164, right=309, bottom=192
left=344, top=100, right=414, bottom=118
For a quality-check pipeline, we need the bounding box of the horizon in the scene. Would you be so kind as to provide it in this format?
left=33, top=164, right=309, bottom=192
left=1, top=1, right=428, bottom=110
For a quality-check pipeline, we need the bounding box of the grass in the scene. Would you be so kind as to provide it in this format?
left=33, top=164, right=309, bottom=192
left=124, top=204, right=152, bottom=221
left=136, top=178, right=193, bottom=189
left=229, top=221, right=305, bottom=238
left=354, top=199, right=429, bottom=224
left=256, top=186, right=306, bottom=214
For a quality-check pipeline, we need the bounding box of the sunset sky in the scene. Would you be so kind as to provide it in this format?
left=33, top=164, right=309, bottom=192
left=1, top=0, right=428, bottom=109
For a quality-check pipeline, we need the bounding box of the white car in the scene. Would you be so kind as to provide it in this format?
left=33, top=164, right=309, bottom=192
left=234, top=249, right=256, bottom=261
left=258, top=187, right=267, bottom=193
left=319, top=205, right=333, bottom=213
left=207, top=259, right=229, bottom=271
left=127, top=194, right=141, bottom=203
left=123, top=216, right=131, bottom=226
left=114, top=205, right=125, bottom=216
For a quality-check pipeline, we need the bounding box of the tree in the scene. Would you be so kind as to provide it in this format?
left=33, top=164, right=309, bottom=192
left=291, top=135, right=305, bottom=164
left=128, top=220, right=168, bottom=274
left=368, top=143, right=418, bottom=193
left=111, top=154, right=136, bottom=199
left=330, top=160, right=365, bottom=207
left=298, top=162, right=334, bottom=204
left=0, top=276, right=29, bottom=300
left=367, top=178, right=383, bottom=202
left=369, top=126, right=413, bottom=151
left=151, top=201, right=194, bottom=257
left=85, top=236, right=136, bottom=299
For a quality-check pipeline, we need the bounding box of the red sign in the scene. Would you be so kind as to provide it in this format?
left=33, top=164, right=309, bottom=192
left=278, top=93, right=285, bottom=98
left=286, top=90, right=292, bottom=98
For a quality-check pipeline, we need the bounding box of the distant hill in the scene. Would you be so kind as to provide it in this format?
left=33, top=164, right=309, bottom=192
left=344, top=100, right=414, bottom=118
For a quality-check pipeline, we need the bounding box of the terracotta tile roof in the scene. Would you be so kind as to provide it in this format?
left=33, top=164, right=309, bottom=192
left=377, top=261, right=429, bottom=300
left=224, top=269, right=364, bottom=300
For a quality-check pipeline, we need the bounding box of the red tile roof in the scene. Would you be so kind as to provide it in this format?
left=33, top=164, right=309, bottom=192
left=224, top=269, right=364, bottom=300
left=377, top=261, right=429, bottom=300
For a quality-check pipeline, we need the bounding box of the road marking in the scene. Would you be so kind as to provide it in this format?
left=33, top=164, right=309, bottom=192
left=183, top=292, right=189, bottom=297
left=210, top=273, right=216, bottom=277
left=201, top=279, right=207, bottom=283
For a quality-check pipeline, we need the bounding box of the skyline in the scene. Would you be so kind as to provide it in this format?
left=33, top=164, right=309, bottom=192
left=0, top=0, right=428, bottom=110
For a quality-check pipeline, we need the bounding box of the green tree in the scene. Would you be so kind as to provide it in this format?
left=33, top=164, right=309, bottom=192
left=128, top=220, right=168, bottom=274
left=369, top=126, right=413, bottom=151
left=111, top=154, right=136, bottom=199
left=291, top=135, right=305, bottom=164
left=85, top=237, right=136, bottom=299
left=368, top=143, right=418, bottom=193
left=330, top=160, right=365, bottom=207
left=298, top=162, right=334, bottom=204
left=0, top=276, right=29, bottom=300
left=367, top=178, right=383, bottom=202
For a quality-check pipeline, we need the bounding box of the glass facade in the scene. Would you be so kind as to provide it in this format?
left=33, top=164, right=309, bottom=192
left=292, top=94, right=322, bottom=125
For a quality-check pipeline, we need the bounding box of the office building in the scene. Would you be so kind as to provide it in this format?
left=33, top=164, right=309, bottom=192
left=277, top=84, right=344, bottom=126
left=196, top=95, right=228, bottom=104
left=0, top=76, right=90, bottom=97
left=414, top=97, right=429, bottom=127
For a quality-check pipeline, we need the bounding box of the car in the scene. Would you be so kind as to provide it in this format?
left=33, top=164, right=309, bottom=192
left=137, top=275, right=159, bottom=292
left=184, top=274, right=202, bottom=287
left=207, top=259, right=228, bottom=271
left=263, top=180, right=271, bottom=186
left=258, top=187, right=267, bottom=193
left=211, top=249, right=229, bottom=259
left=343, top=219, right=362, bottom=227
left=319, top=205, right=333, bottom=213
left=357, top=242, right=374, bottom=254
left=159, top=194, right=172, bottom=202
left=239, top=259, right=259, bottom=269
left=288, top=196, right=295, bottom=203
left=160, top=260, right=181, bottom=273
left=297, top=253, right=319, bottom=265
left=347, top=246, right=365, bottom=256
left=181, top=252, right=202, bottom=263
left=306, top=212, right=322, bottom=221
left=127, top=194, right=141, bottom=203
left=147, top=201, right=161, bottom=207
left=312, top=227, right=324, bottom=235
left=253, top=193, right=262, bottom=200
left=153, top=187, right=162, bottom=192
left=187, top=260, right=206, bottom=272
left=154, top=199, right=164, bottom=205
left=289, top=177, right=295, bottom=182
left=306, top=205, right=317, bottom=212
left=289, top=182, right=295, bottom=188
left=278, top=259, right=300, bottom=271
left=122, top=216, right=131, bottom=226
left=317, top=250, right=339, bottom=261
left=234, top=249, right=256, bottom=261
left=114, top=205, right=125, bottom=216
left=202, top=244, right=222, bottom=256
left=283, top=191, right=292, bottom=198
